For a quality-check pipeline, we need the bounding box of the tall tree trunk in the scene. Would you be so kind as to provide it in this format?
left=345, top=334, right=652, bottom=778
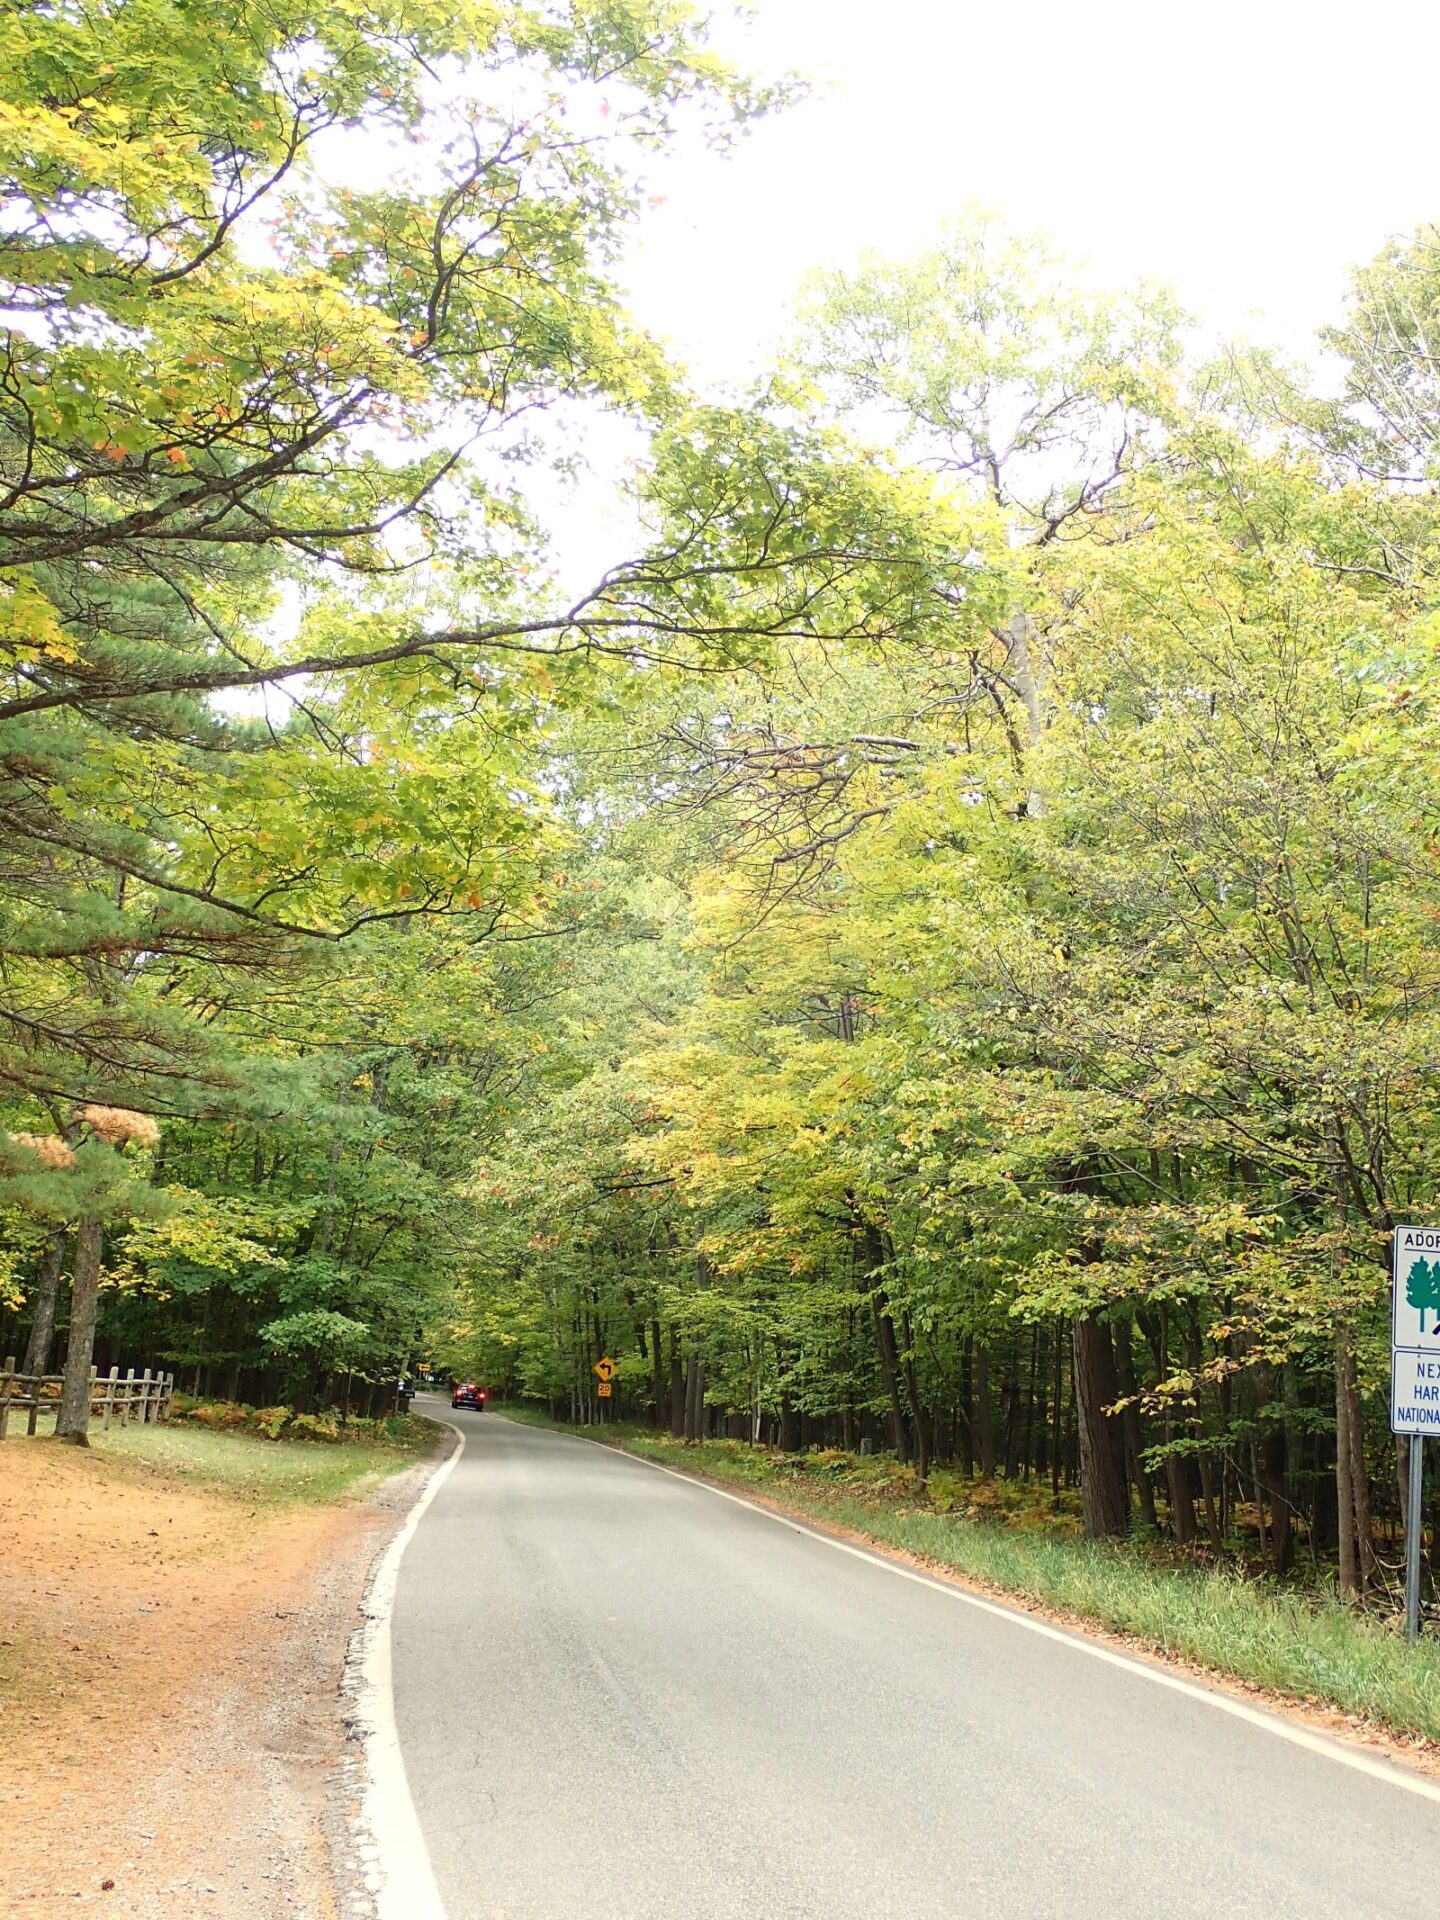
left=1022, top=1325, right=1041, bottom=1481
left=975, top=1342, right=996, bottom=1479
left=1341, top=1332, right=1376, bottom=1592
left=21, top=1228, right=67, bottom=1376
left=669, top=1327, right=685, bottom=1438
left=1196, top=1455, right=1224, bottom=1553
left=898, top=1307, right=928, bottom=1486
left=1254, top=1363, right=1293, bottom=1576
left=1112, top=1325, right=1156, bottom=1529
left=650, top=1316, right=666, bottom=1429
left=1335, top=1327, right=1358, bottom=1601
left=1072, top=1315, right=1129, bottom=1539
left=1000, top=1347, right=1021, bottom=1479
left=1140, top=1305, right=1194, bottom=1544
left=54, top=1216, right=102, bottom=1444
left=683, top=1349, right=705, bottom=1444
left=1165, top=1455, right=1197, bottom=1546
left=959, top=1335, right=975, bottom=1477
left=861, top=1223, right=910, bottom=1463
left=1005, top=609, right=1047, bottom=818
left=1049, top=1323, right=1065, bottom=1496
left=870, top=1290, right=911, bottom=1463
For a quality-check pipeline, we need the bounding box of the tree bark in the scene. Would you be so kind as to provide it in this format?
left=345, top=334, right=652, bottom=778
left=1049, top=1324, right=1065, bottom=1497
left=669, top=1326, right=685, bottom=1438
left=1165, top=1454, right=1197, bottom=1546
left=1072, top=1315, right=1129, bottom=1539
left=870, top=1289, right=911, bottom=1464
left=1005, top=609, right=1047, bottom=818
left=21, top=1228, right=67, bottom=1376
left=650, top=1316, right=666, bottom=1429
left=1140, top=1305, right=1195, bottom=1544
left=1001, top=1348, right=1021, bottom=1479
left=1254, top=1363, right=1293, bottom=1575
left=1022, top=1325, right=1041, bottom=1481
left=898, top=1307, right=929, bottom=1486
left=683, top=1349, right=705, bottom=1444
left=1341, top=1332, right=1377, bottom=1592
left=1112, top=1325, right=1157, bottom=1529
left=860, top=1222, right=910, bottom=1463
left=959, top=1335, right=974, bottom=1477
left=1335, top=1328, right=1358, bottom=1601
left=1196, top=1455, right=1223, bottom=1553
left=54, top=1216, right=102, bottom=1444
left=975, top=1342, right=996, bottom=1479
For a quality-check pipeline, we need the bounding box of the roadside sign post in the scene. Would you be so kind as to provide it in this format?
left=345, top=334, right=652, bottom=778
left=593, top=1356, right=616, bottom=1415
left=1407, top=1433, right=1425, bottom=1642
left=1391, top=1226, right=1440, bottom=1638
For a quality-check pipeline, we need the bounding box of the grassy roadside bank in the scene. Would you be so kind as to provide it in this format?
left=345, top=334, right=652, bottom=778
left=9, top=1408, right=439, bottom=1505
left=495, top=1406, right=1440, bottom=1750
left=103, top=1416, right=438, bottom=1503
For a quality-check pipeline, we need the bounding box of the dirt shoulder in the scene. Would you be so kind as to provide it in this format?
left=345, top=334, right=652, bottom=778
left=0, top=1430, right=440, bottom=1919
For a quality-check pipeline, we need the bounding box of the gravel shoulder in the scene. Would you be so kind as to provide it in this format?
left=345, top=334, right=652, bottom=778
left=0, top=1428, right=443, bottom=1919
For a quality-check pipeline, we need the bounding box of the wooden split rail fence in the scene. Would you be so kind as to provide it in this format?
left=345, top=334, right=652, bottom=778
left=0, top=1358, right=175, bottom=1438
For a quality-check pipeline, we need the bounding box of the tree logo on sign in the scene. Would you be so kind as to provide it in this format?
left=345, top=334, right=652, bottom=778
left=1406, top=1256, right=1440, bottom=1334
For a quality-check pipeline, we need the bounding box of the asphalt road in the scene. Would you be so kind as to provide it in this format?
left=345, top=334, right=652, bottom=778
left=393, top=1402, right=1440, bottom=1920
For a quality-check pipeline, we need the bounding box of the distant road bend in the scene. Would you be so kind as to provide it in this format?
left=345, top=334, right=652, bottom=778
left=393, top=1401, right=1440, bottom=1920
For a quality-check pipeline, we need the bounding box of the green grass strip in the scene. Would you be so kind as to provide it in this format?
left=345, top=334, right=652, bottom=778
left=93, top=1420, right=434, bottom=1506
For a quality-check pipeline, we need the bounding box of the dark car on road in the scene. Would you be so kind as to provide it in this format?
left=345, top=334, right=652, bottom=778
left=451, top=1382, right=487, bottom=1410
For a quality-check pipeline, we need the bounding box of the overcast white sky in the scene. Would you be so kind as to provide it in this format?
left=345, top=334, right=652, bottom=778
left=618, top=0, right=1440, bottom=382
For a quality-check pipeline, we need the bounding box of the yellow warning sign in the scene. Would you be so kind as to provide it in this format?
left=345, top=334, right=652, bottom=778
left=593, top=1356, right=616, bottom=1382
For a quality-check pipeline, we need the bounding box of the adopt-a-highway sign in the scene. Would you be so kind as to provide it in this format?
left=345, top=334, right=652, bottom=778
left=1392, top=1225, right=1440, bottom=1435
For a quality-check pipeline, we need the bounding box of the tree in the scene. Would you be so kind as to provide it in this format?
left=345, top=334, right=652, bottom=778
left=1408, top=1258, right=1440, bottom=1336
left=0, top=0, right=782, bottom=1118
left=435, top=215, right=1440, bottom=1591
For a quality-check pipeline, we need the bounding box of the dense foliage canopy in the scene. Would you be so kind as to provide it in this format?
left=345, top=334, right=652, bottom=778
left=7, top=3, right=1440, bottom=1608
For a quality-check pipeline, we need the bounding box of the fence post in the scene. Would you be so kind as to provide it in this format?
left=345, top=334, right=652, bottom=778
left=119, top=1367, right=133, bottom=1425
left=160, top=1372, right=173, bottom=1423
left=0, top=1356, right=13, bottom=1441
left=100, top=1365, right=119, bottom=1433
left=138, top=1367, right=152, bottom=1424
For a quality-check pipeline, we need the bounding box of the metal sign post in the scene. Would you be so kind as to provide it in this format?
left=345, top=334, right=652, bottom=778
left=593, top=1356, right=615, bottom=1418
left=1406, top=1435, right=1425, bottom=1641
left=1391, top=1226, right=1440, bottom=1638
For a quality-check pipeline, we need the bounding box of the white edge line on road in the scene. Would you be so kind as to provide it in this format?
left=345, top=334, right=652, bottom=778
left=351, top=1415, right=466, bottom=1920
left=525, top=1417, right=1440, bottom=1809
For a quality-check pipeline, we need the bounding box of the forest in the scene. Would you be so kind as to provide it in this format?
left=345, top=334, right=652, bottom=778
left=6, top=0, right=1440, bottom=1608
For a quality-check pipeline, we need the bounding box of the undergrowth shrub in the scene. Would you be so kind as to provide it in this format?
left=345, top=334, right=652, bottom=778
left=171, top=1396, right=426, bottom=1446
left=636, top=1433, right=1087, bottom=1533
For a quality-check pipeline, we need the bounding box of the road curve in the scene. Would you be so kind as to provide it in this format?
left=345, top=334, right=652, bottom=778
left=393, top=1403, right=1440, bottom=1920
